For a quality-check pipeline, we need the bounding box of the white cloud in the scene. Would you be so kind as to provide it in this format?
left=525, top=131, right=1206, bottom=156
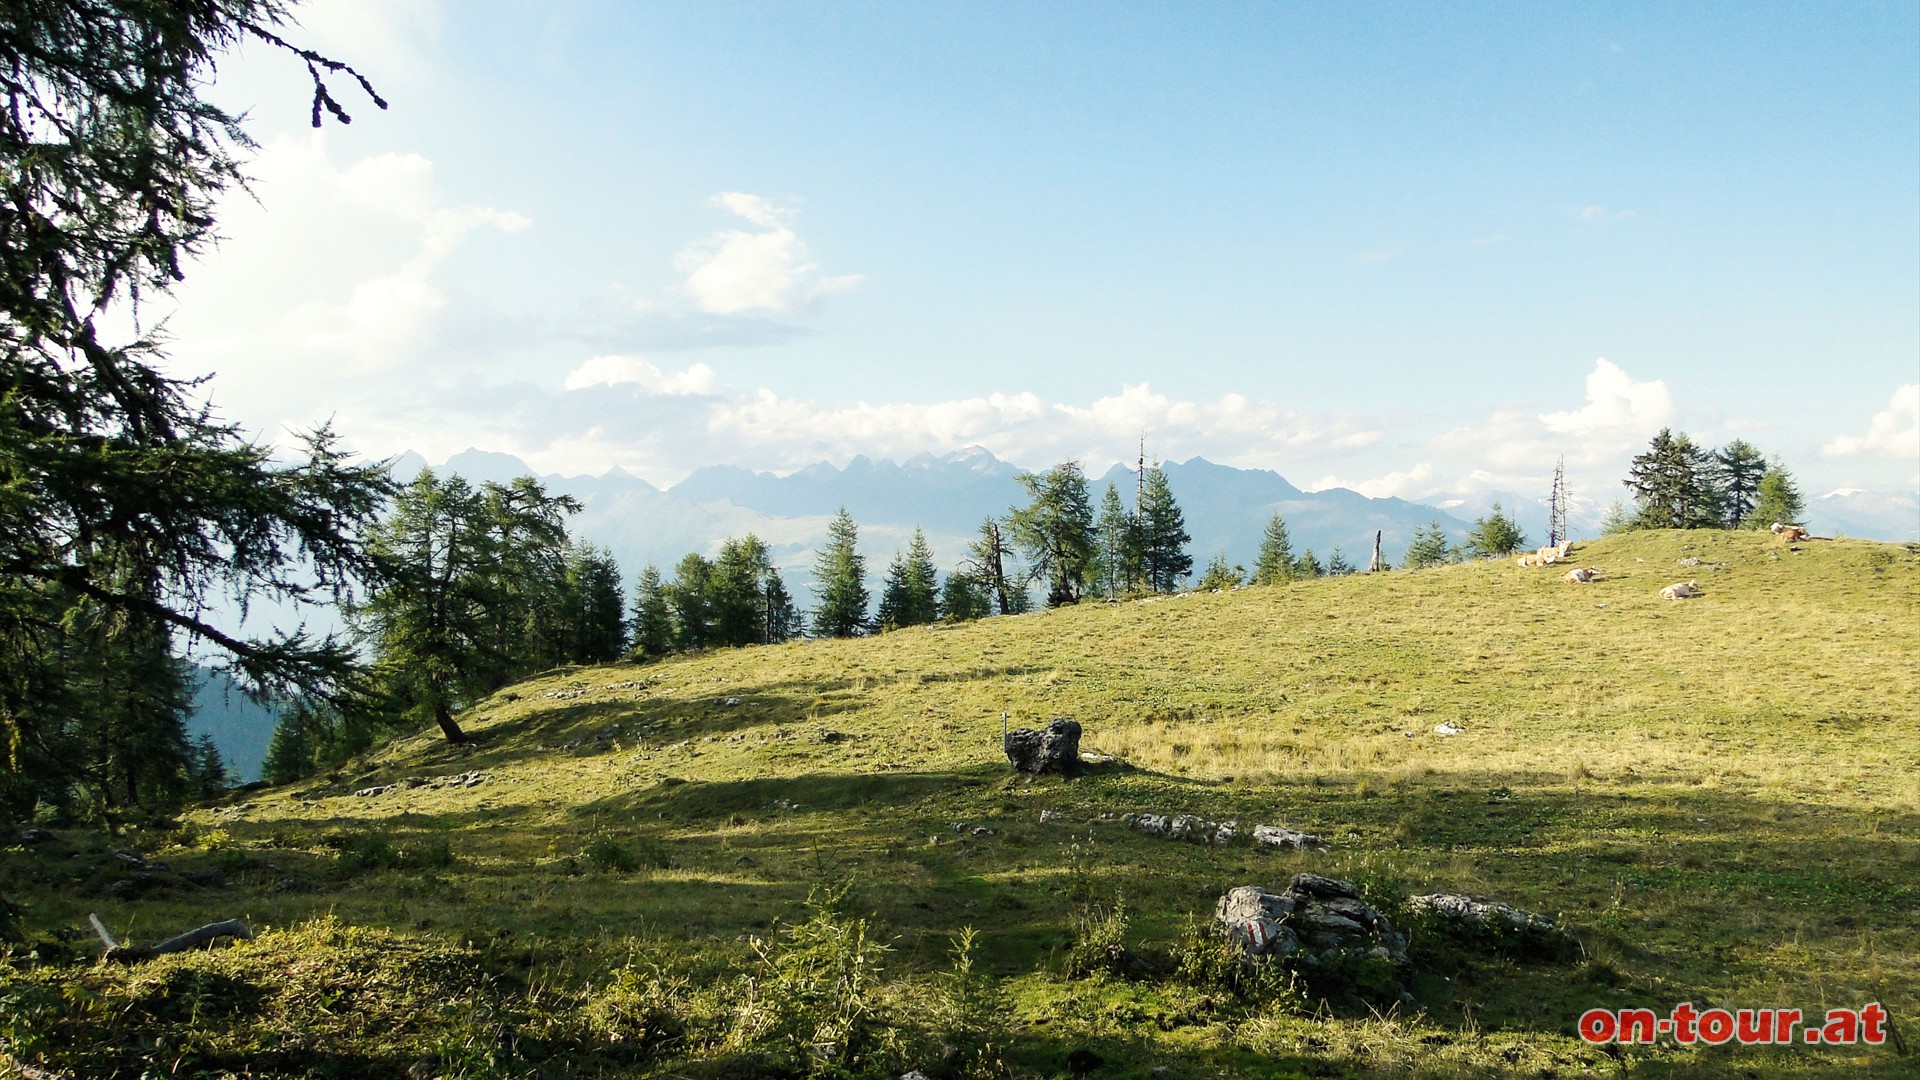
left=563, top=356, right=717, bottom=395
left=675, top=193, right=861, bottom=314
left=1823, top=384, right=1920, bottom=460
left=164, top=134, right=530, bottom=432
left=1309, top=462, right=1435, bottom=498
left=1539, top=357, right=1675, bottom=437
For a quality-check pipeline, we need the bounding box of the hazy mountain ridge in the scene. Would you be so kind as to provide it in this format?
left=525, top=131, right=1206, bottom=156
left=421, top=446, right=1479, bottom=595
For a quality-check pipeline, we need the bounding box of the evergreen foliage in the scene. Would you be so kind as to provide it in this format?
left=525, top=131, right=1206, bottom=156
left=1465, top=503, right=1528, bottom=558
left=1137, top=466, right=1193, bottom=593
left=1600, top=500, right=1635, bottom=536
left=0, top=5, right=392, bottom=816
left=764, top=569, right=805, bottom=645
left=1252, top=513, right=1297, bottom=585
left=1404, top=520, right=1453, bottom=569
left=1295, top=550, right=1324, bottom=578
left=1750, top=463, right=1808, bottom=528
left=351, top=470, right=583, bottom=743
left=667, top=553, right=715, bottom=650
left=1197, top=553, right=1245, bottom=591
left=629, top=565, right=676, bottom=659
left=1325, top=547, right=1356, bottom=576
left=709, top=536, right=773, bottom=648
left=964, top=518, right=1022, bottom=615
left=812, top=508, right=871, bottom=638
left=559, top=544, right=627, bottom=664
left=877, top=530, right=940, bottom=630
left=1625, top=428, right=1723, bottom=529
left=1712, top=440, right=1769, bottom=529
left=261, top=713, right=317, bottom=787
left=1008, top=463, right=1097, bottom=607
left=940, top=573, right=993, bottom=622
left=1091, top=484, right=1142, bottom=598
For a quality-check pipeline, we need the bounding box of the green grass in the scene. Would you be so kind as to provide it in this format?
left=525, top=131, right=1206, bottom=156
left=4, top=529, right=1917, bottom=1078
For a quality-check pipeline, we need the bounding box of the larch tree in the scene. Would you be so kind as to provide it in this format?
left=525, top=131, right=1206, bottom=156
left=1008, top=462, right=1096, bottom=607
left=964, top=517, right=1021, bottom=615
left=352, top=471, right=582, bottom=743
left=0, top=3, right=393, bottom=817
left=1750, top=462, right=1808, bottom=528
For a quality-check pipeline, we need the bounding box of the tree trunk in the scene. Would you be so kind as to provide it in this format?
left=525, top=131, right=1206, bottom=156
left=435, top=701, right=469, bottom=743
left=1368, top=530, right=1384, bottom=573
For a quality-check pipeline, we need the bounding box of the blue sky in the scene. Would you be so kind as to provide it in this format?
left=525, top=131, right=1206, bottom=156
left=161, top=0, right=1918, bottom=508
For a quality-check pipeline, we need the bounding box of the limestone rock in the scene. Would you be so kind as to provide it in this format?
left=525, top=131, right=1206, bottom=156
left=1407, top=892, right=1577, bottom=958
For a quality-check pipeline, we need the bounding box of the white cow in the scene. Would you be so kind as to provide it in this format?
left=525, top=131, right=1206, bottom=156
left=1660, top=580, right=1701, bottom=600
left=1564, top=566, right=1600, bottom=584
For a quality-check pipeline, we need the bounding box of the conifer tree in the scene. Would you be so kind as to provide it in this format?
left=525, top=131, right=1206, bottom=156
left=1326, top=547, right=1356, bottom=576
left=1713, top=440, right=1769, bottom=528
left=353, top=470, right=581, bottom=743
left=559, top=544, right=627, bottom=664
left=709, top=536, right=772, bottom=648
left=1600, top=500, right=1635, bottom=536
left=1197, top=553, right=1245, bottom=591
left=898, top=526, right=944, bottom=622
left=965, top=517, right=1020, bottom=615
left=261, top=714, right=316, bottom=786
left=1404, top=520, right=1453, bottom=569
left=1137, top=466, right=1193, bottom=593
left=1252, top=513, right=1297, bottom=584
left=1750, top=462, right=1808, bottom=528
left=667, top=553, right=715, bottom=650
left=763, top=569, right=804, bottom=644
left=629, top=565, right=676, bottom=659
left=812, top=508, right=870, bottom=638
left=1625, top=428, right=1722, bottom=529
left=1092, top=484, right=1142, bottom=598
left=0, top=8, right=393, bottom=815
left=940, top=573, right=993, bottom=622
left=188, top=735, right=231, bottom=800
left=1465, top=502, right=1528, bottom=558
left=1008, top=463, right=1097, bottom=607
left=1296, top=550, right=1324, bottom=578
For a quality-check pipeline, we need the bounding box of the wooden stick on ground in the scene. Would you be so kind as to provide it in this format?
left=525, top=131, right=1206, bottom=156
left=100, top=918, right=253, bottom=963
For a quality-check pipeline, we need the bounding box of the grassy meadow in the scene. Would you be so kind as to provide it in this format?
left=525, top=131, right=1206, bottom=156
left=3, top=528, right=1917, bottom=1078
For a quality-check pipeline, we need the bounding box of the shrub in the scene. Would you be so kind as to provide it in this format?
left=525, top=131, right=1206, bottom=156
left=727, top=883, right=901, bottom=1076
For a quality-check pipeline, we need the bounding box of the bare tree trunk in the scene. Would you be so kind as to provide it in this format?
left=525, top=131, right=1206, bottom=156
left=1368, top=530, right=1384, bottom=573
left=435, top=701, right=469, bottom=743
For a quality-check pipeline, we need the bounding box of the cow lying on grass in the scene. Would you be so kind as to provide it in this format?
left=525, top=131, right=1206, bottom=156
left=1770, top=521, right=1811, bottom=542
left=1516, top=542, right=1575, bottom=568
left=1564, top=566, right=1600, bottom=584
left=1660, top=580, right=1701, bottom=600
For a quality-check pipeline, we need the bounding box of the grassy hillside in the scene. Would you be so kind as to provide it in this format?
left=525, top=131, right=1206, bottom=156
left=4, top=530, right=1917, bottom=1079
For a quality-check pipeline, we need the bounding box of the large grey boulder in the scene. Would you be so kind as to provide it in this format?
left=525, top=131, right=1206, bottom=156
left=1214, top=873, right=1409, bottom=968
left=1004, top=718, right=1082, bottom=774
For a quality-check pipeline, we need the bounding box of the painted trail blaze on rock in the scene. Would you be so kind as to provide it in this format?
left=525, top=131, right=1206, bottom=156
left=1003, top=718, right=1082, bottom=774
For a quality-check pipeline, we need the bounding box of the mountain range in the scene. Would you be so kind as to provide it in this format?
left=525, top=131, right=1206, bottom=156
left=394, top=446, right=1481, bottom=603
